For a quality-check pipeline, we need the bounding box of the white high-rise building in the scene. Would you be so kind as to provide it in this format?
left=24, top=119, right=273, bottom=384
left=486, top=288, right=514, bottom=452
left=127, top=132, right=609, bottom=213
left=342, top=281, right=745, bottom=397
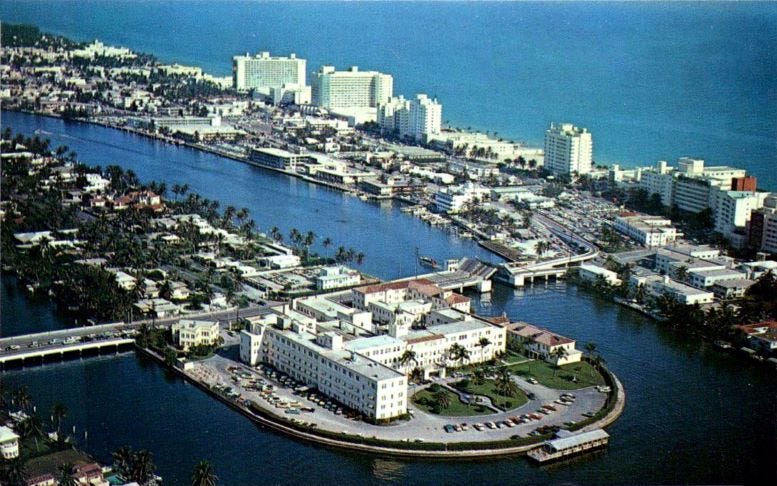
left=232, top=52, right=306, bottom=93
left=377, top=94, right=441, bottom=142
left=543, top=123, right=593, bottom=175
left=311, top=66, right=393, bottom=110
left=408, top=94, right=442, bottom=142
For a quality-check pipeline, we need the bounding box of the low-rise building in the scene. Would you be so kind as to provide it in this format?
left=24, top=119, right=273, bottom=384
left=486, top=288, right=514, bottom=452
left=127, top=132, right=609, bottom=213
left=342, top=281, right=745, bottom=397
left=0, top=426, right=20, bottom=459
left=736, top=321, right=777, bottom=353
left=171, top=319, right=220, bottom=351
left=506, top=323, right=582, bottom=365
left=687, top=268, right=748, bottom=288
left=712, top=279, right=755, bottom=299
left=613, top=214, right=680, bottom=247
left=647, top=276, right=714, bottom=305
left=316, top=266, right=361, bottom=291
left=578, top=264, right=621, bottom=286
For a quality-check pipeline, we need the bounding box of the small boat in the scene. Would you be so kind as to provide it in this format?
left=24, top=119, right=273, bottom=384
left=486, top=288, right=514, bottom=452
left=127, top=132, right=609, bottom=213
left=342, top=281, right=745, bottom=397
left=714, top=340, right=732, bottom=350
left=419, top=256, right=439, bottom=269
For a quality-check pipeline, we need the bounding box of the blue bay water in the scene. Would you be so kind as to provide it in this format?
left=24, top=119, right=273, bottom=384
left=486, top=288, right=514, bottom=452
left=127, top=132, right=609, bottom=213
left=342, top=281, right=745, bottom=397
left=1, top=110, right=776, bottom=485
left=1, top=1, right=776, bottom=188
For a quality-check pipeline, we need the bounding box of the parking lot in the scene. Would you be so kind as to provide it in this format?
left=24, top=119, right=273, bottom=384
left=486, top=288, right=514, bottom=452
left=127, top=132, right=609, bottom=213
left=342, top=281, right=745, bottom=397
left=189, top=354, right=608, bottom=444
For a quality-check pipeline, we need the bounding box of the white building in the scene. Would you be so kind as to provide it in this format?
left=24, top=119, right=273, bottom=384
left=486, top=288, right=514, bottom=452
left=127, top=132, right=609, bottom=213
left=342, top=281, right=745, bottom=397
left=377, top=94, right=441, bottom=143
left=433, top=183, right=490, bottom=213
left=240, top=320, right=408, bottom=421
left=311, top=65, right=393, bottom=110
left=0, top=426, right=20, bottom=459
left=578, top=264, right=621, bottom=286
left=232, top=52, right=306, bottom=93
left=316, top=266, right=361, bottom=291
left=171, top=319, right=220, bottom=351
left=543, top=123, right=593, bottom=175
left=613, top=215, right=680, bottom=247
left=712, top=189, right=769, bottom=238
left=647, top=276, right=714, bottom=305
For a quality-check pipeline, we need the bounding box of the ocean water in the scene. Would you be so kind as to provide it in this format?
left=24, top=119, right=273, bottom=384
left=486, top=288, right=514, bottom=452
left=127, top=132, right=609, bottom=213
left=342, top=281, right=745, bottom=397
left=1, top=1, right=776, bottom=189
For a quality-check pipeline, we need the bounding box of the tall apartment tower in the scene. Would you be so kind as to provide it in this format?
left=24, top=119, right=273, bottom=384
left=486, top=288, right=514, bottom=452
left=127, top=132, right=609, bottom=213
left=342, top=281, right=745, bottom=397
left=408, top=94, right=442, bottom=142
left=232, top=52, right=306, bottom=93
left=377, top=94, right=442, bottom=142
left=311, top=66, right=393, bottom=110
left=543, top=123, right=593, bottom=175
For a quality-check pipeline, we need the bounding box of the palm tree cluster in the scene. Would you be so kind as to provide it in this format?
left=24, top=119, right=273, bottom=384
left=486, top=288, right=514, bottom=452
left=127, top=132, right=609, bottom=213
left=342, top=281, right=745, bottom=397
left=494, top=367, right=520, bottom=398
left=112, top=446, right=157, bottom=485
left=447, top=343, right=471, bottom=368
left=191, top=460, right=218, bottom=486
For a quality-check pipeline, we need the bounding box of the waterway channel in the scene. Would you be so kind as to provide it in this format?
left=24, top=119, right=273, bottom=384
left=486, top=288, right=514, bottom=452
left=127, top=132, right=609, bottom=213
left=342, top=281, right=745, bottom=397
left=1, top=110, right=775, bottom=485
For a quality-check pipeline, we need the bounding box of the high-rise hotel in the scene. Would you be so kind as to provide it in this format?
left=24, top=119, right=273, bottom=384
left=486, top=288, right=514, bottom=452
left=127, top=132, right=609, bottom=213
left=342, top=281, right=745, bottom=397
left=311, top=66, right=393, bottom=110
left=543, top=122, right=593, bottom=175
left=232, top=51, right=306, bottom=93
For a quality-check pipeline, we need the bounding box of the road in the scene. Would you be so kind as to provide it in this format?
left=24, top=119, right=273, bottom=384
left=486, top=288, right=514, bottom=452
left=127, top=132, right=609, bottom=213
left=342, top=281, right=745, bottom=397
left=0, top=305, right=269, bottom=352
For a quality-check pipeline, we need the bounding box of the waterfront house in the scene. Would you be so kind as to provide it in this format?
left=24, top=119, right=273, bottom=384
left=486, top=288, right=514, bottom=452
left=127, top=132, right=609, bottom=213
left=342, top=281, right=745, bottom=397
left=578, top=264, right=621, bottom=286
left=171, top=319, right=220, bottom=351
left=505, top=323, right=582, bottom=365
left=0, top=425, right=20, bottom=459
left=736, top=321, right=777, bottom=353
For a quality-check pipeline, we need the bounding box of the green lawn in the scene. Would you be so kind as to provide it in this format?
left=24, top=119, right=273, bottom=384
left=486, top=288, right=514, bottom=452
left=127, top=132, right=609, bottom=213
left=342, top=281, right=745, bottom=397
left=501, top=349, right=531, bottom=365
left=412, top=388, right=492, bottom=417
left=452, top=379, right=528, bottom=410
left=508, top=360, right=605, bottom=390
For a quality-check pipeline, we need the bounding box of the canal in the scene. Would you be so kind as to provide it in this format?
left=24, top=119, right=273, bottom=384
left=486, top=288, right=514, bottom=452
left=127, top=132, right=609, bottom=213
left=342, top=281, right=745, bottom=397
left=1, top=111, right=775, bottom=485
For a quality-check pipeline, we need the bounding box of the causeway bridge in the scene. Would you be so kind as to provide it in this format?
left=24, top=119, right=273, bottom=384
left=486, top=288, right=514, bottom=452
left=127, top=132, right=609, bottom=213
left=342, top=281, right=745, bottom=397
left=0, top=305, right=267, bottom=369
left=399, top=258, right=498, bottom=293
left=495, top=213, right=599, bottom=288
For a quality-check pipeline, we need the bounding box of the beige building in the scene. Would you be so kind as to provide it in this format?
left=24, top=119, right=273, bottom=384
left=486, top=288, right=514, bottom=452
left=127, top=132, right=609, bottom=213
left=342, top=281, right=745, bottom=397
left=171, top=319, right=220, bottom=351
left=506, top=323, right=582, bottom=366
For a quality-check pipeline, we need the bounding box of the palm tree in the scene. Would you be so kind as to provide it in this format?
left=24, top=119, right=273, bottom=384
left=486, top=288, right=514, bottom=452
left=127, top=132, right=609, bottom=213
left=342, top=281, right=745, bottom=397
left=675, top=265, right=690, bottom=282
left=20, top=415, right=45, bottom=451
left=478, top=337, right=491, bottom=362
left=13, top=387, right=32, bottom=413
left=4, top=457, right=27, bottom=486
left=550, top=347, right=568, bottom=376
left=398, top=350, right=417, bottom=372
left=409, top=367, right=424, bottom=384
left=494, top=367, right=519, bottom=398
left=448, top=343, right=470, bottom=367
left=433, top=390, right=451, bottom=410
left=472, top=368, right=486, bottom=385
left=57, top=463, right=78, bottom=486
left=112, top=446, right=134, bottom=480
left=50, top=402, right=68, bottom=438
left=191, top=460, right=218, bottom=486
left=130, top=449, right=156, bottom=485
left=322, top=237, right=333, bottom=259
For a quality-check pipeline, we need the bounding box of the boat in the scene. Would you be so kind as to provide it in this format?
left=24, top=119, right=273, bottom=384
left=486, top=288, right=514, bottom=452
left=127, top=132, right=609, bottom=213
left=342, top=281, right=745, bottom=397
left=714, top=340, right=733, bottom=350
left=527, top=429, right=610, bottom=464
left=419, top=256, right=439, bottom=269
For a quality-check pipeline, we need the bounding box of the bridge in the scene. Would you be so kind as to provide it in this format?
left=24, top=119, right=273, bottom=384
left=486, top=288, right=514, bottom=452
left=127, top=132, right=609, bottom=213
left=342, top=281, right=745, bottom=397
left=495, top=213, right=599, bottom=288
left=0, top=337, right=135, bottom=367
left=399, top=258, right=498, bottom=292
left=0, top=305, right=268, bottom=369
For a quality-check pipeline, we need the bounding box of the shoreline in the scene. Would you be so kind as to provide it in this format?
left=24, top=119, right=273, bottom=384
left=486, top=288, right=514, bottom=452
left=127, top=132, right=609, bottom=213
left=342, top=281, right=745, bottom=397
left=136, top=345, right=625, bottom=459
left=6, top=108, right=510, bottom=257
